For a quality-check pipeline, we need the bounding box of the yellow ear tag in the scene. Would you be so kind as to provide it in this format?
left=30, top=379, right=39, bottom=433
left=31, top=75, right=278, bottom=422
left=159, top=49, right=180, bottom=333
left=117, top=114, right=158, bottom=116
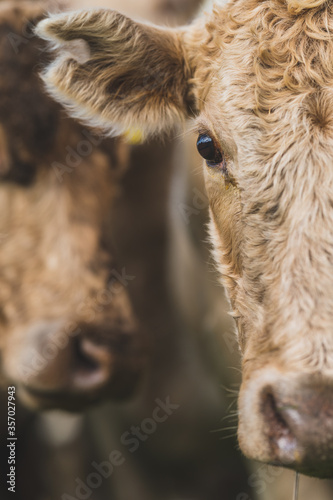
left=124, top=128, right=144, bottom=145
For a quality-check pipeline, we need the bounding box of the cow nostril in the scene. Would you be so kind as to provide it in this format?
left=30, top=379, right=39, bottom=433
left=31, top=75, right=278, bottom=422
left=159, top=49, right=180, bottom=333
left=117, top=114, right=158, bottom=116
left=262, top=390, right=289, bottom=436
left=261, top=389, right=297, bottom=461
left=72, top=337, right=113, bottom=390
left=75, top=337, right=99, bottom=371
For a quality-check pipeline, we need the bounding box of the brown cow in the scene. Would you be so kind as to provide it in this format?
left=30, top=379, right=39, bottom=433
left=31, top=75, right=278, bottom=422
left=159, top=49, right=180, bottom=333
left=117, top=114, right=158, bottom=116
left=0, top=0, right=147, bottom=410
left=37, top=0, right=333, bottom=478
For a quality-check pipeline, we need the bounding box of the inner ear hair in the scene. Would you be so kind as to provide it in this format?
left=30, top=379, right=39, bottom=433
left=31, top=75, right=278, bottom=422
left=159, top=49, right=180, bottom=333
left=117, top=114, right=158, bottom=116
left=36, top=9, right=198, bottom=137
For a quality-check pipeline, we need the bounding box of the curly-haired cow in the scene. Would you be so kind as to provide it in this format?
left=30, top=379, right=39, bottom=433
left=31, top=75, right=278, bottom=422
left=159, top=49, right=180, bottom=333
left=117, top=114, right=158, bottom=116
left=37, top=0, right=333, bottom=478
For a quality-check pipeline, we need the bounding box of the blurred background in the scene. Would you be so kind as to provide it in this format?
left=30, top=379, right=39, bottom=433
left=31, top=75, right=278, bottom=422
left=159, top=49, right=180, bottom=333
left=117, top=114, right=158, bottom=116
left=0, top=1, right=333, bottom=499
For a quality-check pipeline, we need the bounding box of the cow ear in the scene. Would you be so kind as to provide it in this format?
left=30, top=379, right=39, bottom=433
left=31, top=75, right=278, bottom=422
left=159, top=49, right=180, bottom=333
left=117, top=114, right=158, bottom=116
left=36, top=9, right=197, bottom=138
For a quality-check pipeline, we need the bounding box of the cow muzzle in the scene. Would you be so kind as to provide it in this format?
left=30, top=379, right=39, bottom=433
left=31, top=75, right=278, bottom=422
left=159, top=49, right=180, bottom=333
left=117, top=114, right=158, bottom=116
left=238, top=369, right=333, bottom=478
left=3, top=319, right=146, bottom=411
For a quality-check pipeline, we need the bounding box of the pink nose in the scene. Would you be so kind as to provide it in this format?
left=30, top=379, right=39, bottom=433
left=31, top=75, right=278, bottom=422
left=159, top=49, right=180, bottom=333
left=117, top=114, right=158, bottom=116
left=260, top=378, right=333, bottom=477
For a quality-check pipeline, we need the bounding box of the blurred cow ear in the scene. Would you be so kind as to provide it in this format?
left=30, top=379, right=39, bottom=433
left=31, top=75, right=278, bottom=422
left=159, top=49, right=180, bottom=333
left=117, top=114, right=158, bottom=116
left=36, top=9, right=198, bottom=138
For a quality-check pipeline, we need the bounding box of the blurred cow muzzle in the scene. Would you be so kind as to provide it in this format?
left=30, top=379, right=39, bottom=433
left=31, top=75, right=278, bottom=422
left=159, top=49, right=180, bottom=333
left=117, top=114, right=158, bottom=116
left=2, top=318, right=146, bottom=411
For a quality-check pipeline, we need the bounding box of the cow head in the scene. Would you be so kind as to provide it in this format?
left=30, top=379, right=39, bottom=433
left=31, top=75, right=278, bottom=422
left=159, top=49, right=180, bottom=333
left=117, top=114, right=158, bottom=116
left=37, top=0, right=333, bottom=475
left=0, top=1, right=147, bottom=411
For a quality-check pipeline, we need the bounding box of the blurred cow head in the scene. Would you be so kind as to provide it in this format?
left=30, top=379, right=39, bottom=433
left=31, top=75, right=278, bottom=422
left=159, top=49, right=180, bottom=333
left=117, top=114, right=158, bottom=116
left=0, top=1, right=147, bottom=411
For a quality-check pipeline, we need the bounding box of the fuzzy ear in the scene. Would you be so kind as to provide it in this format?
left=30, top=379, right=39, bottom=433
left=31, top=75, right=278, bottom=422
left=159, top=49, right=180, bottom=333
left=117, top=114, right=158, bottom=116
left=36, top=9, right=197, bottom=137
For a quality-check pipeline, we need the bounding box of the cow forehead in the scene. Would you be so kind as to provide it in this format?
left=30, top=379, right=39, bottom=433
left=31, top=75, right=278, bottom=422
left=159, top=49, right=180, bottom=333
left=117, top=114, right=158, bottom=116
left=197, top=1, right=333, bottom=154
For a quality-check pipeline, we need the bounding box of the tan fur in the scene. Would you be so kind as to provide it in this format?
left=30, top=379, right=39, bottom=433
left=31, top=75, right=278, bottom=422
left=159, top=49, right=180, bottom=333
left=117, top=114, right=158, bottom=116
left=287, top=0, right=327, bottom=13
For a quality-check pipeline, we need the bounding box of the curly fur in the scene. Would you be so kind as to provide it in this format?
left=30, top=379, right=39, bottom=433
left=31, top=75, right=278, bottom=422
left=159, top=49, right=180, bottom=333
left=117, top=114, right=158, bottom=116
left=287, top=0, right=327, bottom=13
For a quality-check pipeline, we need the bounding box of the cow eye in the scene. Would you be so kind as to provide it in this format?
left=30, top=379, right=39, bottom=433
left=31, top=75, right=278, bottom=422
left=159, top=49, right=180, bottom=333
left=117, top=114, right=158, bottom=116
left=196, top=134, right=223, bottom=167
left=196, top=133, right=234, bottom=185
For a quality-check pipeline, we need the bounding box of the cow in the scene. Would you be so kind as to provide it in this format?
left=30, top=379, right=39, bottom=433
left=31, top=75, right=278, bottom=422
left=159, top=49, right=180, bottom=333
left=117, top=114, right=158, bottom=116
left=0, top=0, right=151, bottom=411
left=37, top=0, right=333, bottom=478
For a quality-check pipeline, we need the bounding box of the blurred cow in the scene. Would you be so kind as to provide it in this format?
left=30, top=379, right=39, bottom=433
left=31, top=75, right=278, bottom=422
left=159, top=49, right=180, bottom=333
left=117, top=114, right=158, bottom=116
left=0, top=0, right=148, bottom=410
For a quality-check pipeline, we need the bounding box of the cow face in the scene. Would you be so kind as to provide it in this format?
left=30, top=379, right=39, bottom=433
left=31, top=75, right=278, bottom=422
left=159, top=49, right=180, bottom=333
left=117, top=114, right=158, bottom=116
left=37, top=0, right=333, bottom=475
left=0, top=2, right=146, bottom=411
left=190, top=0, right=333, bottom=478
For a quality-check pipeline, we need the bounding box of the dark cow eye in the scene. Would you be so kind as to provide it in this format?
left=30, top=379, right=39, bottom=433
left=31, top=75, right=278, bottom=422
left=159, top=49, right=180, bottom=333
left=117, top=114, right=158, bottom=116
left=197, top=134, right=222, bottom=166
